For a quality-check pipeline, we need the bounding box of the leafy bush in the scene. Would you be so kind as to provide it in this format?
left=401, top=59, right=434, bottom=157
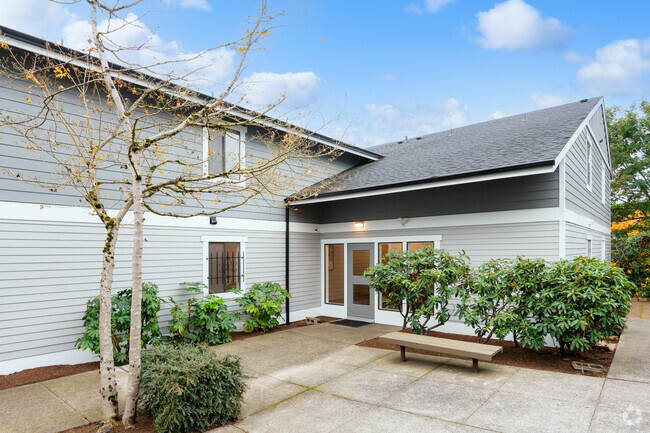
left=457, top=258, right=521, bottom=344
left=139, top=344, right=247, bottom=433
left=75, top=282, right=162, bottom=365
left=537, top=257, right=633, bottom=353
left=232, top=282, right=291, bottom=332
left=364, top=247, right=471, bottom=334
left=168, top=282, right=237, bottom=345
left=612, top=231, right=650, bottom=297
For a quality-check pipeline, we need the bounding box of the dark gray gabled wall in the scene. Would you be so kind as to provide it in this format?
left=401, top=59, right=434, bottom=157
left=292, top=171, right=559, bottom=224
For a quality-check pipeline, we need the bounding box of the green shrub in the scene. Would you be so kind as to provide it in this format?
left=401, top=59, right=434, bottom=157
left=168, top=282, right=237, bottom=345
left=139, top=344, right=247, bottom=433
left=232, top=282, right=291, bottom=332
left=75, top=282, right=162, bottom=365
left=364, top=247, right=471, bottom=334
left=457, top=258, right=521, bottom=344
left=538, top=257, right=633, bottom=353
left=612, top=232, right=649, bottom=297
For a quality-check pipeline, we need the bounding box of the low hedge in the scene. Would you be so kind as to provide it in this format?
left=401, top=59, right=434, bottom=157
left=139, top=344, right=247, bottom=433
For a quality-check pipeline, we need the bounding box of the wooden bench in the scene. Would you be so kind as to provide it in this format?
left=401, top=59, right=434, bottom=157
left=379, top=331, right=503, bottom=373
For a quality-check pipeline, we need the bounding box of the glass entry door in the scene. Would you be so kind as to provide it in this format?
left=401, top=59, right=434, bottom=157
left=346, top=243, right=375, bottom=319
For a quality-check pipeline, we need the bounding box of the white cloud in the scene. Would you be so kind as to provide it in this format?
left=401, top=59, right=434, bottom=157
left=336, top=97, right=468, bottom=147
left=564, top=51, right=591, bottom=64
left=531, top=93, right=569, bottom=109
left=240, top=72, right=322, bottom=109
left=490, top=110, right=506, bottom=119
left=180, top=0, right=212, bottom=11
left=476, top=0, right=573, bottom=50
left=575, top=39, right=650, bottom=94
left=377, top=73, right=397, bottom=82
left=61, top=13, right=235, bottom=88
left=0, top=0, right=75, bottom=40
left=405, top=0, right=455, bottom=14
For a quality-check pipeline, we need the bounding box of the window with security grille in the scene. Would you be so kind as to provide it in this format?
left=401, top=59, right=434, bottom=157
left=208, top=242, right=242, bottom=294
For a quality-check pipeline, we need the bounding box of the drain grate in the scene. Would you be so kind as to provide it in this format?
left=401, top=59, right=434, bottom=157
left=332, top=319, right=371, bottom=328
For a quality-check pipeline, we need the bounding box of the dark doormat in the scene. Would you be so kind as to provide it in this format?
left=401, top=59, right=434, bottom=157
left=332, top=319, right=371, bottom=327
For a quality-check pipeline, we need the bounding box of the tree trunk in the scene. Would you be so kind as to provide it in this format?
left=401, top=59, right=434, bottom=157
left=123, top=152, right=144, bottom=427
left=99, top=221, right=120, bottom=420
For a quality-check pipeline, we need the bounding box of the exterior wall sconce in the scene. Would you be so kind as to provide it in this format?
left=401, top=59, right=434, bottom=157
left=209, top=216, right=218, bottom=225
left=354, top=222, right=365, bottom=228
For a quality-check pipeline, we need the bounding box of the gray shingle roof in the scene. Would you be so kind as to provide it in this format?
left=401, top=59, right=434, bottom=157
left=300, top=97, right=601, bottom=198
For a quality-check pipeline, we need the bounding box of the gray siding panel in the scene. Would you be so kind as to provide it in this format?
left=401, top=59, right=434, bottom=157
left=296, top=172, right=559, bottom=224
left=0, top=76, right=362, bottom=222
left=565, top=129, right=611, bottom=226
left=320, top=221, right=560, bottom=264
left=0, top=218, right=319, bottom=362
left=565, top=222, right=610, bottom=261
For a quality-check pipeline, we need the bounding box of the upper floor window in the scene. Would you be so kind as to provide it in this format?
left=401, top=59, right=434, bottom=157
left=203, top=128, right=243, bottom=177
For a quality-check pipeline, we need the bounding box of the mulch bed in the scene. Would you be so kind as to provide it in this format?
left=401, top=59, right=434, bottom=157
left=0, top=361, right=100, bottom=391
left=0, top=316, right=339, bottom=392
left=358, top=329, right=616, bottom=378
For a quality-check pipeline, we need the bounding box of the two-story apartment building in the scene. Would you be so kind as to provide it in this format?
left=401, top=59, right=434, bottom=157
left=0, top=27, right=611, bottom=374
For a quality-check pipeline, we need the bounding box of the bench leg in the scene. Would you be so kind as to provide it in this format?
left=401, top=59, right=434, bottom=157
left=400, top=346, right=406, bottom=362
left=472, top=358, right=479, bottom=373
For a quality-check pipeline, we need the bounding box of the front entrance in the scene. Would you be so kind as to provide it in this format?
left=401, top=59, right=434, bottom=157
left=346, top=243, right=375, bottom=320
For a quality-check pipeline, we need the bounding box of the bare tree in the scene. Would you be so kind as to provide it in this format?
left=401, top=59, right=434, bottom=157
left=0, top=0, right=340, bottom=427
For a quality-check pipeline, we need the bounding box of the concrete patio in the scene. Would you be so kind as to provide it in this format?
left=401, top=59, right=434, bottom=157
left=2, top=311, right=650, bottom=433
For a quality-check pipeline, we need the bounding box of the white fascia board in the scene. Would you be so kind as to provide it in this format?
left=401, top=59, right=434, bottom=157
left=2, top=35, right=377, bottom=163
left=293, top=165, right=556, bottom=206
left=319, top=207, right=562, bottom=234
left=564, top=209, right=610, bottom=235
left=554, top=98, right=605, bottom=168
left=0, top=201, right=319, bottom=233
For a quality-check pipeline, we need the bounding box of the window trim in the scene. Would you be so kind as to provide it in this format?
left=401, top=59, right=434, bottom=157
left=202, top=126, right=247, bottom=181
left=201, top=235, right=247, bottom=299
left=601, top=168, right=606, bottom=205
left=585, top=137, right=593, bottom=191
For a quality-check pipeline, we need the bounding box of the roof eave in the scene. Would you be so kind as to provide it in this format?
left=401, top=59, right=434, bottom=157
left=290, top=161, right=556, bottom=205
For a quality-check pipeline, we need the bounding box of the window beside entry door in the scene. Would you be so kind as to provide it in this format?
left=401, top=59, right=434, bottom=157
left=378, top=242, right=402, bottom=310
left=208, top=242, right=242, bottom=294
left=408, top=241, right=434, bottom=251
left=325, top=244, right=344, bottom=305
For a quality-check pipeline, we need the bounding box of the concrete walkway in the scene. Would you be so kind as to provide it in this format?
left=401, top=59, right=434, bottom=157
left=2, top=310, right=650, bottom=433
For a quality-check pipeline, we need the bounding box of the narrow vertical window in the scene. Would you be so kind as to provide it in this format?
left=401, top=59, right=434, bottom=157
left=586, top=239, right=592, bottom=258
left=325, top=244, right=344, bottom=305
left=207, top=131, right=225, bottom=175
left=378, top=243, right=402, bottom=310
left=586, top=140, right=592, bottom=189
left=601, top=169, right=606, bottom=204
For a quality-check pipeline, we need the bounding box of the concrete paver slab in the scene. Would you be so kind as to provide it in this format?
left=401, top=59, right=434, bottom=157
left=321, top=345, right=393, bottom=367
left=41, top=369, right=128, bottom=422
left=465, top=390, right=595, bottom=433
left=499, top=367, right=604, bottom=404
left=331, top=406, right=458, bottom=433
left=205, top=424, right=246, bottom=433
left=381, top=377, right=493, bottom=422
left=364, top=351, right=448, bottom=378
left=0, top=383, right=88, bottom=433
left=239, top=373, right=305, bottom=417
left=597, top=378, right=650, bottom=412
left=589, top=403, right=650, bottom=433
left=426, top=358, right=519, bottom=390
left=236, top=390, right=370, bottom=433
left=608, top=318, right=650, bottom=383
left=267, top=358, right=358, bottom=387
left=316, top=365, right=415, bottom=404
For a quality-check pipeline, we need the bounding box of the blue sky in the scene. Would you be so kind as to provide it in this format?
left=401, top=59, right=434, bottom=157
left=4, top=0, right=650, bottom=147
